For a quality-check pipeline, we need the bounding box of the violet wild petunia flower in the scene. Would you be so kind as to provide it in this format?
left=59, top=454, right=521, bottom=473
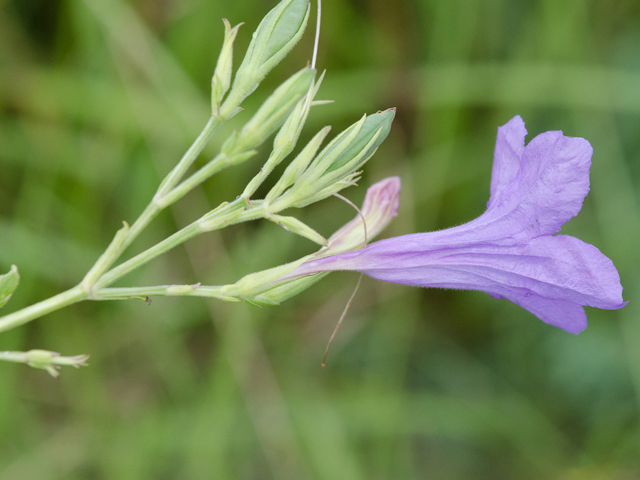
left=291, top=116, right=626, bottom=334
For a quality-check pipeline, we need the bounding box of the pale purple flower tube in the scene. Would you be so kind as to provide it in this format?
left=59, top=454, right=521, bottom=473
left=291, top=116, right=626, bottom=334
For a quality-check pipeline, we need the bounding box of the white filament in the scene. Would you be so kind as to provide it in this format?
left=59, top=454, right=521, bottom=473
left=311, top=0, right=321, bottom=69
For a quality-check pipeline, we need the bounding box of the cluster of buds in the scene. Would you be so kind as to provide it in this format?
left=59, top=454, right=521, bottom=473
left=0, top=0, right=400, bottom=376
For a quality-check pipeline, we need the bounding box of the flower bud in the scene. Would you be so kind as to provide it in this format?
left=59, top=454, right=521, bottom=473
left=273, top=71, right=326, bottom=156
left=24, top=349, right=89, bottom=378
left=212, top=19, right=242, bottom=113
left=224, top=0, right=310, bottom=108
left=222, top=68, right=315, bottom=156
left=269, top=214, right=328, bottom=246
left=269, top=108, right=395, bottom=211
left=0, top=265, right=19, bottom=309
left=265, top=126, right=332, bottom=204
left=322, top=177, right=401, bottom=255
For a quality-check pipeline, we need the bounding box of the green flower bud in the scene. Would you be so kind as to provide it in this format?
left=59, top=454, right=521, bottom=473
left=272, top=71, right=326, bottom=156
left=212, top=19, right=242, bottom=113
left=224, top=0, right=310, bottom=108
left=222, top=68, right=315, bottom=156
left=248, top=272, right=329, bottom=305
left=242, top=73, right=326, bottom=200
left=269, top=108, right=395, bottom=211
left=0, top=265, right=19, bottom=309
left=265, top=126, right=332, bottom=204
left=24, top=349, right=89, bottom=378
left=269, top=214, right=327, bottom=246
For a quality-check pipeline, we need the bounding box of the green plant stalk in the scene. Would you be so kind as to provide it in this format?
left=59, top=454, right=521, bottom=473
left=156, top=149, right=256, bottom=209
left=82, top=115, right=224, bottom=288
left=93, top=201, right=267, bottom=291
left=0, top=114, right=230, bottom=334
left=0, top=351, right=27, bottom=363
left=155, top=114, right=224, bottom=199
left=93, top=285, right=235, bottom=301
left=0, top=176, right=295, bottom=334
left=0, top=287, right=87, bottom=334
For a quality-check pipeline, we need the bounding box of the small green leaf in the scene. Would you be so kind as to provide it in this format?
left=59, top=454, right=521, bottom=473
left=0, top=265, right=19, bottom=309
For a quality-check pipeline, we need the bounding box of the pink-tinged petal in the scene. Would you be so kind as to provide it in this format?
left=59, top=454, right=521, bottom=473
left=488, top=115, right=527, bottom=209
left=323, top=177, right=400, bottom=255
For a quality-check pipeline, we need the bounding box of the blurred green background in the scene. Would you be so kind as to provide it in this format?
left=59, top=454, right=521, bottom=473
left=1, top=0, right=640, bottom=478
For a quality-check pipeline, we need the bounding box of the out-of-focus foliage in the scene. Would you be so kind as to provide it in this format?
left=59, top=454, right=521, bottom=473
left=1, top=0, right=639, bottom=478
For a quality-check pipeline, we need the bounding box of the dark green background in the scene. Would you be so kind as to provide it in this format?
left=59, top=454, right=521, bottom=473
left=1, top=0, right=639, bottom=478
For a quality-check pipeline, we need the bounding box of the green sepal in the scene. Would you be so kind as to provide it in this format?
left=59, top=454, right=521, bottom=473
left=0, top=265, right=20, bottom=309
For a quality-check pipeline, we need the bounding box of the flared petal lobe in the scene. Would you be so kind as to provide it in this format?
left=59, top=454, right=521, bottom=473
left=488, top=115, right=527, bottom=210
left=482, top=120, right=593, bottom=241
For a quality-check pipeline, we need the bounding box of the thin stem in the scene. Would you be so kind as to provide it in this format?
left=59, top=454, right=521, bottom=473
left=0, top=351, right=28, bottom=364
left=95, top=202, right=267, bottom=290
left=158, top=154, right=230, bottom=209
left=81, top=116, right=223, bottom=289
left=0, top=287, right=87, bottom=334
left=94, top=285, right=233, bottom=301
left=94, top=222, right=204, bottom=290
left=155, top=115, right=222, bottom=198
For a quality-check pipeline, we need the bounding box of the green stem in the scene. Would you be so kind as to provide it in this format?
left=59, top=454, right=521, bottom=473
left=0, top=351, right=27, bottom=364
left=95, top=201, right=267, bottom=290
left=94, top=285, right=234, bottom=301
left=94, top=222, right=204, bottom=290
left=156, top=154, right=229, bottom=209
left=0, top=101, right=244, bottom=334
left=155, top=116, right=222, bottom=198
left=81, top=116, right=223, bottom=289
left=0, top=287, right=87, bottom=334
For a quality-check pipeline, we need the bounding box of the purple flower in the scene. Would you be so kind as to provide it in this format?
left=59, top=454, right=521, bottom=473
left=291, top=116, right=626, bottom=334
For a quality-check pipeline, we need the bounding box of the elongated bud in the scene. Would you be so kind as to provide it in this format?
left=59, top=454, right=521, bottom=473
left=222, top=68, right=315, bottom=156
left=323, top=177, right=401, bottom=255
left=265, top=126, right=332, bottom=204
left=270, top=108, right=395, bottom=211
left=242, top=73, right=327, bottom=200
left=270, top=214, right=328, bottom=246
left=212, top=19, right=242, bottom=113
left=248, top=272, right=329, bottom=305
left=273, top=71, right=326, bottom=155
left=0, top=265, right=19, bottom=308
left=224, top=0, right=310, bottom=108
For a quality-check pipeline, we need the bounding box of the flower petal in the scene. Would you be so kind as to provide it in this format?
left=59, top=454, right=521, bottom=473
left=487, top=115, right=527, bottom=210
left=289, top=233, right=625, bottom=333
left=483, top=126, right=593, bottom=240
left=490, top=293, right=587, bottom=334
